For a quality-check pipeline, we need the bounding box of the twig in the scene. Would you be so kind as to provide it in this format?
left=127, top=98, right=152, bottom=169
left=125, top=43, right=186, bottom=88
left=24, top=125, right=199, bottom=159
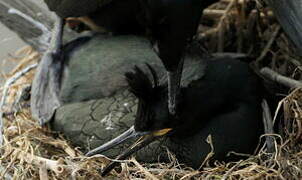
left=0, top=165, right=13, bottom=180
left=0, top=150, right=18, bottom=180
left=0, top=63, right=37, bottom=146
left=260, top=67, right=302, bottom=89
left=180, top=171, right=200, bottom=180
left=44, top=139, right=77, bottom=157
left=9, top=50, right=39, bottom=76
left=221, top=0, right=249, bottom=3
left=202, top=9, right=273, bottom=20
left=131, top=158, right=159, bottom=180
left=86, top=154, right=132, bottom=164
left=11, top=85, right=31, bottom=113
left=293, top=100, right=302, bottom=140
left=262, top=99, right=275, bottom=154
left=217, top=0, right=236, bottom=52
left=39, top=162, right=49, bottom=180
left=221, top=160, right=243, bottom=180
left=203, top=9, right=227, bottom=20
left=256, top=26, right=281, bottom=62
left=15, top=150, right=66, bottom=175
left=198, top=9, right=273, bottom=41
left=235, top=0, right=245, bottom=53
left=39, top=161, right=50, bottom=180
left=199, top=135, right=215, bottom=169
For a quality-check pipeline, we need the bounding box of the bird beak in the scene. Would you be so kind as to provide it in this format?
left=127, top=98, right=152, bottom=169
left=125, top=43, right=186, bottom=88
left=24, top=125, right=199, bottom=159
left=86, top=126, right=172, bottom=157
left=85, top=126, right=172, bottom=176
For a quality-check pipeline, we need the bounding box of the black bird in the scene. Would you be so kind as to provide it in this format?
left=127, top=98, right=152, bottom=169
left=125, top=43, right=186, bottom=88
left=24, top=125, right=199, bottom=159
left=86, top=57, right=264, bottom=176
left=138, top=0, right=219, bottom=116
left=33, top=0, right=219, bottom=124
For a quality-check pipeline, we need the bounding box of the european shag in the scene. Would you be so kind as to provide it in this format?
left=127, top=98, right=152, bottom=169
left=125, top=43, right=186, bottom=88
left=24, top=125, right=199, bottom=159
left=34, top=0, right=219, bottom=124
left=86, top=57, right=264, bottom=176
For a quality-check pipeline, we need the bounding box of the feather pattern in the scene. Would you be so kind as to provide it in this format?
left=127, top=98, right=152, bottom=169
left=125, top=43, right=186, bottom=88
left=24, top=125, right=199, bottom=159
left=125, top=64, right=159, bottom=100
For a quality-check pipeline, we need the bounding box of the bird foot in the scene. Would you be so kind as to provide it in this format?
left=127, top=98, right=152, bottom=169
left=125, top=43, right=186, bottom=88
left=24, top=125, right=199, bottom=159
left=66, top=16, right=107, bottom=33
left=66, top=17, right=88, bottom=32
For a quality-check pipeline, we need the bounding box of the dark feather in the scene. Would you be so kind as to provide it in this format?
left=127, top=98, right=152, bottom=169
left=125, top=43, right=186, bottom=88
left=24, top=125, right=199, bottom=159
left=125, top=65, right=154, bottom=100
left=145, top=63, right=159, bottom=87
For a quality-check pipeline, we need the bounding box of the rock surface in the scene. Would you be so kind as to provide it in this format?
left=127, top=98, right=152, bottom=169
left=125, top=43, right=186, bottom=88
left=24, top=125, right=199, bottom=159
left=59, top=34, right=165, bottom=103
left=52, top=34, right=207, bottom=162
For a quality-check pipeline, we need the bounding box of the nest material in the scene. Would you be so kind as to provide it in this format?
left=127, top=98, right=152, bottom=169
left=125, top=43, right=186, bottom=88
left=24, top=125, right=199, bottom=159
left=1, top=0, right=302, bottom=179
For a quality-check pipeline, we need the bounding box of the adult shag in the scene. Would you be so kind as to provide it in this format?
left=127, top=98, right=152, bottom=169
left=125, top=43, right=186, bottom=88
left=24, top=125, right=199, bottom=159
left=32, top=0, right=219, bottom=124
left=86, top=57, right=265, bottom=176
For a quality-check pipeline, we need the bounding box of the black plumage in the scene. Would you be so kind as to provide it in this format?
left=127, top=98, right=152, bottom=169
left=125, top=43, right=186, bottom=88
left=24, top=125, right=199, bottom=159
left=44, top=0, right=113, bottom=18
left=138, top=0, right=220, bottom=115
left=127, top=58, right=263, bottom=138
left=139, top=0, right=218, bottom=71
left=87, top=57, right=265, bottom=175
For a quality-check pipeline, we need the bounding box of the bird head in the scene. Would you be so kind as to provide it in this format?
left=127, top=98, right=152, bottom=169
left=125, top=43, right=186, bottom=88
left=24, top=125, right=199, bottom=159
left=86, top=64, right=176, bottom=173
left=125, top=64, right=173, bottom=133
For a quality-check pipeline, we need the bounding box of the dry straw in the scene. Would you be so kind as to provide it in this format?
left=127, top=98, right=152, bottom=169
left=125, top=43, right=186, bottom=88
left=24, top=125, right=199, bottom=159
left=1, top=0, right=302, bottom=179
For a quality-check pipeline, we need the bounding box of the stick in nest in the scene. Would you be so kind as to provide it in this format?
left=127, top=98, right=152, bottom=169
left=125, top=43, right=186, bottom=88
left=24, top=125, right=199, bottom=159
left=262, top=99, right=275, bottom=154
left=217, top=0, right=237, bottom=52
left=0, top=63, right=37, bottom=146
left=256, top=26, right=281, bottom=63
left=15, top=150, right=66, bottom=175
left=260, top=67, right=302, bottom=89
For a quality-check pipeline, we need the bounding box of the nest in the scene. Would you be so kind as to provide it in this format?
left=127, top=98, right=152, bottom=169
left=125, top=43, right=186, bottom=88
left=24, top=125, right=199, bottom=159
left=1, top=0, right=302, bottom=179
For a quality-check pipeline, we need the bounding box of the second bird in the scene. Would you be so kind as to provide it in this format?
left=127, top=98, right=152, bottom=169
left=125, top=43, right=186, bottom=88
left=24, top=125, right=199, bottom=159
left=39, top=0, right=220, bottom=124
